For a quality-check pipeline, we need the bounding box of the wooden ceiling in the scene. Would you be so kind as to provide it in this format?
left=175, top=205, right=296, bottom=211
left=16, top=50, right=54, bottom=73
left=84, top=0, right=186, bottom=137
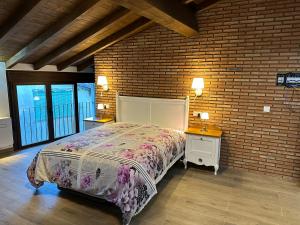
left=0, top=0, right=219, bottom=71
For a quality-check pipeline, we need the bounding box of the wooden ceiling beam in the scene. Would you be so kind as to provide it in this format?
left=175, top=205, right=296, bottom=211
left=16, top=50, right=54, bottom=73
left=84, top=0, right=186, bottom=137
left=77, top=57, right=94, bottom=71
left=0, top=0, right=42, bottom=46
left=183, top=0, right=201, bottom=4
left=33, top=7, right=129, bottom=70
left=5, top=0, right=100, bottom=69
left=112, top=0, right=198, bottom=37
left=57, top=17, right=153, bottom=71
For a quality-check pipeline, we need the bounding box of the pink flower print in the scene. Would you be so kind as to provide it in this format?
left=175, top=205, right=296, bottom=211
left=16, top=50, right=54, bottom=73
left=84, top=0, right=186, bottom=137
left=80, top=175, right=93, bottom=189
left=63, top=143, right=76, bottom=151
left=117, top=165, right=131, bottom=184
left=119, top=149, right=135, bottom=159
left=140, top=143, right=154, bottom=151
left=53, top=167, right=62, bottom=180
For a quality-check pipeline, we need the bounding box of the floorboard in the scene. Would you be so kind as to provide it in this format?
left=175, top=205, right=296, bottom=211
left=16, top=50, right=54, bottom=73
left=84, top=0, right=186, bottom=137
left=0, top=146, right=299, bottom=225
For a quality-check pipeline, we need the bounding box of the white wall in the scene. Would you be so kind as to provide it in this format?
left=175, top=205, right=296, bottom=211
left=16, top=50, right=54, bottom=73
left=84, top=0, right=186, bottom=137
left=0, top=62, right=10, bottom=117
left=0, top=62, right=13, bottom=151
left=7, top=63, right=78, bottom=72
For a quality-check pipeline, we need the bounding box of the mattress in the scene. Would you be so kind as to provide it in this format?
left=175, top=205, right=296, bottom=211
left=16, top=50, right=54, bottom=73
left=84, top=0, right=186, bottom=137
left=27, top=122, right=185, bottom=224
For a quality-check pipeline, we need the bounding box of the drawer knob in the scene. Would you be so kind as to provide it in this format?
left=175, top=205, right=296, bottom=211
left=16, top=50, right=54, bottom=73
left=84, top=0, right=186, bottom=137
left=198, top=158, right=202, bottom=163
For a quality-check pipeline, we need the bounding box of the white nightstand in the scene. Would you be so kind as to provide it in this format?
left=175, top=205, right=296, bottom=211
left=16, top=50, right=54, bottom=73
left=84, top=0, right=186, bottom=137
left=84, top=117, right=114, bottom=130
left=183, top=126, right=222, bottom=175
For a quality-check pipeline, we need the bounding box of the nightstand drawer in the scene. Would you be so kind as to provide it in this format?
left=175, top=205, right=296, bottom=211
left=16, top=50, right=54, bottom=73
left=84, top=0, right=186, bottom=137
left=187, top=151, right=213, bottom=166
left=188, top=135, right=216, bottom=154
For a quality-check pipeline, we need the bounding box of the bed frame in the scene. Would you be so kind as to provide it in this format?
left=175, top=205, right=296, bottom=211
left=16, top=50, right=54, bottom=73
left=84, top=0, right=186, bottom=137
left=58, top=93, right=190, bottom=224
left=116, top=92, right=189, bottom=131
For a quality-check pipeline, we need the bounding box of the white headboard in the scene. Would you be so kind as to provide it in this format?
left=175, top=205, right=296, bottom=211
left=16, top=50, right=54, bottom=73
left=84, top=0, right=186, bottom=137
left=116, top=92, right=189, bottom=131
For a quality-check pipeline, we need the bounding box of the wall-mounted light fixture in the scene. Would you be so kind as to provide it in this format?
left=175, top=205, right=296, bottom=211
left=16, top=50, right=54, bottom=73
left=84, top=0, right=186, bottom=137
left=192, top=78, right=204, bottom=98
left=97, top=76, right=108, bottom=96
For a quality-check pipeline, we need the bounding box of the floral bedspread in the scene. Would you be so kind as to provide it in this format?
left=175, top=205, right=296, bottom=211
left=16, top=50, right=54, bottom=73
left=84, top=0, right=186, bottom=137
left=27, top=122, right=185, bottom=224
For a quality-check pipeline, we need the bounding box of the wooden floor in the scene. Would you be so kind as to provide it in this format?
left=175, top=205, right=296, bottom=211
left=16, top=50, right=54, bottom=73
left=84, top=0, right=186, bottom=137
left=1, top=146, right=300, bottom=225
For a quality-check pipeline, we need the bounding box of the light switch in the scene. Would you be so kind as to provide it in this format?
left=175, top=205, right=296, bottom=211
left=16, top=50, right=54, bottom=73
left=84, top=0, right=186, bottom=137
left=263, top=106, right=270, bottom=113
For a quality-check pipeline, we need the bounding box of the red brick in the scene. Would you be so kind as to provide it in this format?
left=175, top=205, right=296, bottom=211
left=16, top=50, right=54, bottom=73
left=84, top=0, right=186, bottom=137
left=94, top=0, right=300, bottom=179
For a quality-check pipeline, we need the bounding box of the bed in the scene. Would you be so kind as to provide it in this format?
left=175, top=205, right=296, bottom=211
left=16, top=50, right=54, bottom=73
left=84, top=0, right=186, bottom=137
left=27, top=93, right=189, bottom=225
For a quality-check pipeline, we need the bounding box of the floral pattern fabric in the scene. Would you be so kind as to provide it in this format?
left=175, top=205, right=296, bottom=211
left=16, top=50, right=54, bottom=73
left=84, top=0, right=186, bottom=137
left=27, top=122, right=185, bottom=225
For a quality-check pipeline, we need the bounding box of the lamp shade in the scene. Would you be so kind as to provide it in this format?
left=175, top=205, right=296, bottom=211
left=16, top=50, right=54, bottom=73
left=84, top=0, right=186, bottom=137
left=97, top=76, right=108, bottom=86
left=97, top=103, right=104, bottom=110
left=192, top=78, right=204, bottom=89
left=201, top=112, right=209, bottom=120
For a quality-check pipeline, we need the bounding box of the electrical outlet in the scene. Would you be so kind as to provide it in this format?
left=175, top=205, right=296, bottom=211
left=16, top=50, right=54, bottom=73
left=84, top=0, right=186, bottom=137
left=263, top=106, right=270, bottom=113
left=103, top=104, right=109, bottom=109
left=193, top=111, right=201, bottom=117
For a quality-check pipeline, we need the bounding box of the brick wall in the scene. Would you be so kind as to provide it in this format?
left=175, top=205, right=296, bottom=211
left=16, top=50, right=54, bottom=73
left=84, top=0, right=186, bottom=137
left=95, top=0, right=300, bottom=179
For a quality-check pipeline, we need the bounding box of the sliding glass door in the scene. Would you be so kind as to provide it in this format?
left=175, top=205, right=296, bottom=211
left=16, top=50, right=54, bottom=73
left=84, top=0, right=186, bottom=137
left=51, top=84, right=76, bottom=138
left=14, top=83, right=95, bottom=148
left=16, top=85, right=49, bottom=146
left=7, top=70, right=95, bottom=150
left=78, top=83, right=95, bottom=131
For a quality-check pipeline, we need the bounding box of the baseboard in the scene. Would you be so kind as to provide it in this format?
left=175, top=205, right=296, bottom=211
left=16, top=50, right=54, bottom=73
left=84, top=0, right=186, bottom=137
left=0, top=147, right=14, bottom=155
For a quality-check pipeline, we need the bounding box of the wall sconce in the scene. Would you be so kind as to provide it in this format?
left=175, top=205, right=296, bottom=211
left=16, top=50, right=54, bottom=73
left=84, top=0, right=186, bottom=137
left=97, top=76, right=108, bottom=96
left=192, top=78, right=204, bottom=98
